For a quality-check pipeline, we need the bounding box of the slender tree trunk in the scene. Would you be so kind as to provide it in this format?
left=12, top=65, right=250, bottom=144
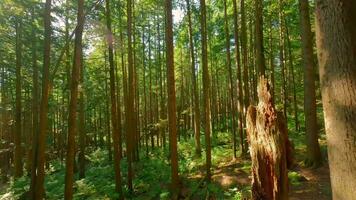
left=105, top=0, right=123, bottom=197
left=127, top=0, right=135, bottom=192
left=30, top=7, right=39, bottom=180
left=255, top=0, right=266, bottom=77
left=14, top=19, right=23, bottom=178
left=315, top=1, right=356, bottom=199
left=78, top=54, right=85, bottom=179
left=233, top=0, right=245, bottom=155
left=104, top=51, right=112, bottom=162
left=268, top=16, right=275, bottom=105
left=285, top=24, right=299, bottom=131
left=241, top=0, right=250, bottom=116
left=279, top=1, right=287, bottom=119
left=186, top=0, right=201, bottom=156
left=31, top=0, right=52, bottom=198
left=165, top=0, right=179, bottom=191
left=299, top=0, right=322, bottom=167
left=64, top=0, right=84, bottom=198
left=223, top=0, right=237, bottom=158
left=200, top=0, right=212, bottom=182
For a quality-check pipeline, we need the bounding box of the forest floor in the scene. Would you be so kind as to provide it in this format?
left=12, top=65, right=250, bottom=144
left=0, top=130, right=332, bottom=200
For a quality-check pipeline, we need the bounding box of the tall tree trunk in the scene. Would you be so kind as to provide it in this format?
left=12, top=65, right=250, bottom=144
left=14, top=18, right=23, bottom=178
left=233, top=0, right=245, bottom=155
left=241, top=0, right=250, bottom=149
left=64, top=0, right=84, bottom=198
left=30, top=7, right=39, bottom=180
left=223, top=0, right=237, bottom=159
left=299, top=0, right=322, bottom=167
left=31, top=0, right=52, bottom=198
left=315, top=1, right=356, bottom=198
left=78, top=54, right=85, bottom=179
left=200, top=0, right=212, bottom=182
left=255, top=0, right=266, bottom=77
left=165, top=0, right=179, bottom=191
left=104, top=51, right=112, bottom=162
left=185, top=0, right=201, bottom=155
left=127, top=0, right=135, bottom=192
left=105, top=0, right=123, bottom=197
left=285, top=24, right=299, bottom=131
left=279, top=1, right=287, bottom=119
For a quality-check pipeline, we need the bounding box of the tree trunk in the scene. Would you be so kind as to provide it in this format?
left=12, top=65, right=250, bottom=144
left=224, top=0, right=237, bottom=159
left=200, top=0, right=212, bottom=182
left=30, top=7, right=39, bottom=179
left=78, top=52, right=85, bottom=179
left=64, top=0, right=84, bottom=198
left=246, top=78, right=289, bottom=200
left=233, top=0, right=245, bottom=155
left=31, top=0, right=52, bottom=198
left=315, top=1, right=356, bottom=199
left=14, top=18, right=23, bottom=178
left=255, top=0, right=266, bottom=77
left=165, top=0, right=179, bottom=191
left=127, top=0, right=135, bottom=192
left=279, top=0, right=287, bottom=120
left=186, top=0, right=201, bottom=156
left=298, top=0, right=322, bottom=167
left=105, top=0, right=123, bottom=197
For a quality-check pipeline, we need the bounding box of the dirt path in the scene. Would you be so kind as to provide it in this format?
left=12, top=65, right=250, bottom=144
left=184, top=156, right=332, bottom=199
left=289, top=164, right=332, bottom=200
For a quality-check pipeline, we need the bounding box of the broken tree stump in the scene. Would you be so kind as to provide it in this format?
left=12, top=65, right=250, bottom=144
left=246, top=77, right=291, bottom=200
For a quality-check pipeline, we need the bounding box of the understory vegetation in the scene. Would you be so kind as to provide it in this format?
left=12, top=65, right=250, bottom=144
left=1, top=128, right=331, bottom=199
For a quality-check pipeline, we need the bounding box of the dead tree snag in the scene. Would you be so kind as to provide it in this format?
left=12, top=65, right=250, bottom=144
left=246, top=77, right=291, bottom=200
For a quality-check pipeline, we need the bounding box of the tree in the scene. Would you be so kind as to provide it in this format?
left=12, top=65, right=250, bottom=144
left=105, top=0, right=123, bottom=197
left=31, top=0, right=52, bottom=198
left=186, top=0, right=201, bottom=156
left=127, top=0, right=135, bottom=192
left=30, top=6, right=39, bottom=179
left=315, top=0, right=356, bottom=199
left=299, top=0, right=322, bottom=167
left=255, top=0, right=266, bottom=77
left=165, top=0, right=179, bottom=191
left=14, top=18, right=23, bottom=178
left=64, top=0, right=84, bottom=198
left=246, top=78, right=289, bottom=200
left=200, top=0, right=212, bottom=182
left=232, top=0, right=245, bottom=155
left=223, top=0, right=237, bottom=159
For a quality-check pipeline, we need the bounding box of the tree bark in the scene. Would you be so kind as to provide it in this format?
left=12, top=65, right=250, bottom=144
left=165, top=0, right=179, bottom=191
left=105, top=0, right=123, bottom=197
left=31, top=0, right=52, bottom=198
left=255, top=0, right=266, bottom=77
left=127, top=0, right=135, bottom=192
left=298, top=0, right=322, bottom=167
left=315, top=0, right=356, bottom=199
left=64, top=0, right=84, bottom=198
left=200, top=0, right=212, bottom=182
left=246, top=78, right=289, bottom=200
left=233, top=0, right=245, bottom=155
left=14, top=18, right=23, bottom=178
left=223, top=0, right=237, bottom=159
left=186, top=0, right=201, bottom=156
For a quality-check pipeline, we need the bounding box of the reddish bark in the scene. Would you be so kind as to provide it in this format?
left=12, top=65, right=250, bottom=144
left=246, top=77, right=291, bottom=200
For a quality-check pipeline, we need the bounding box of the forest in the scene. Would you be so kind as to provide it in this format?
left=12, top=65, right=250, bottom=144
left=0, top=0, right=355, bottom=199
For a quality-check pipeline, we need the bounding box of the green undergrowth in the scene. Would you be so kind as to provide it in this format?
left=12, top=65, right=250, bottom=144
left=2, top=114, right=329, bottom=200
left=3, top=131, right=249, bottom=199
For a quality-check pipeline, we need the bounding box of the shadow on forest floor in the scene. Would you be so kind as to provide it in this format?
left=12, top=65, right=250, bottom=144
left=0, top=131, right=332, bottom=200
